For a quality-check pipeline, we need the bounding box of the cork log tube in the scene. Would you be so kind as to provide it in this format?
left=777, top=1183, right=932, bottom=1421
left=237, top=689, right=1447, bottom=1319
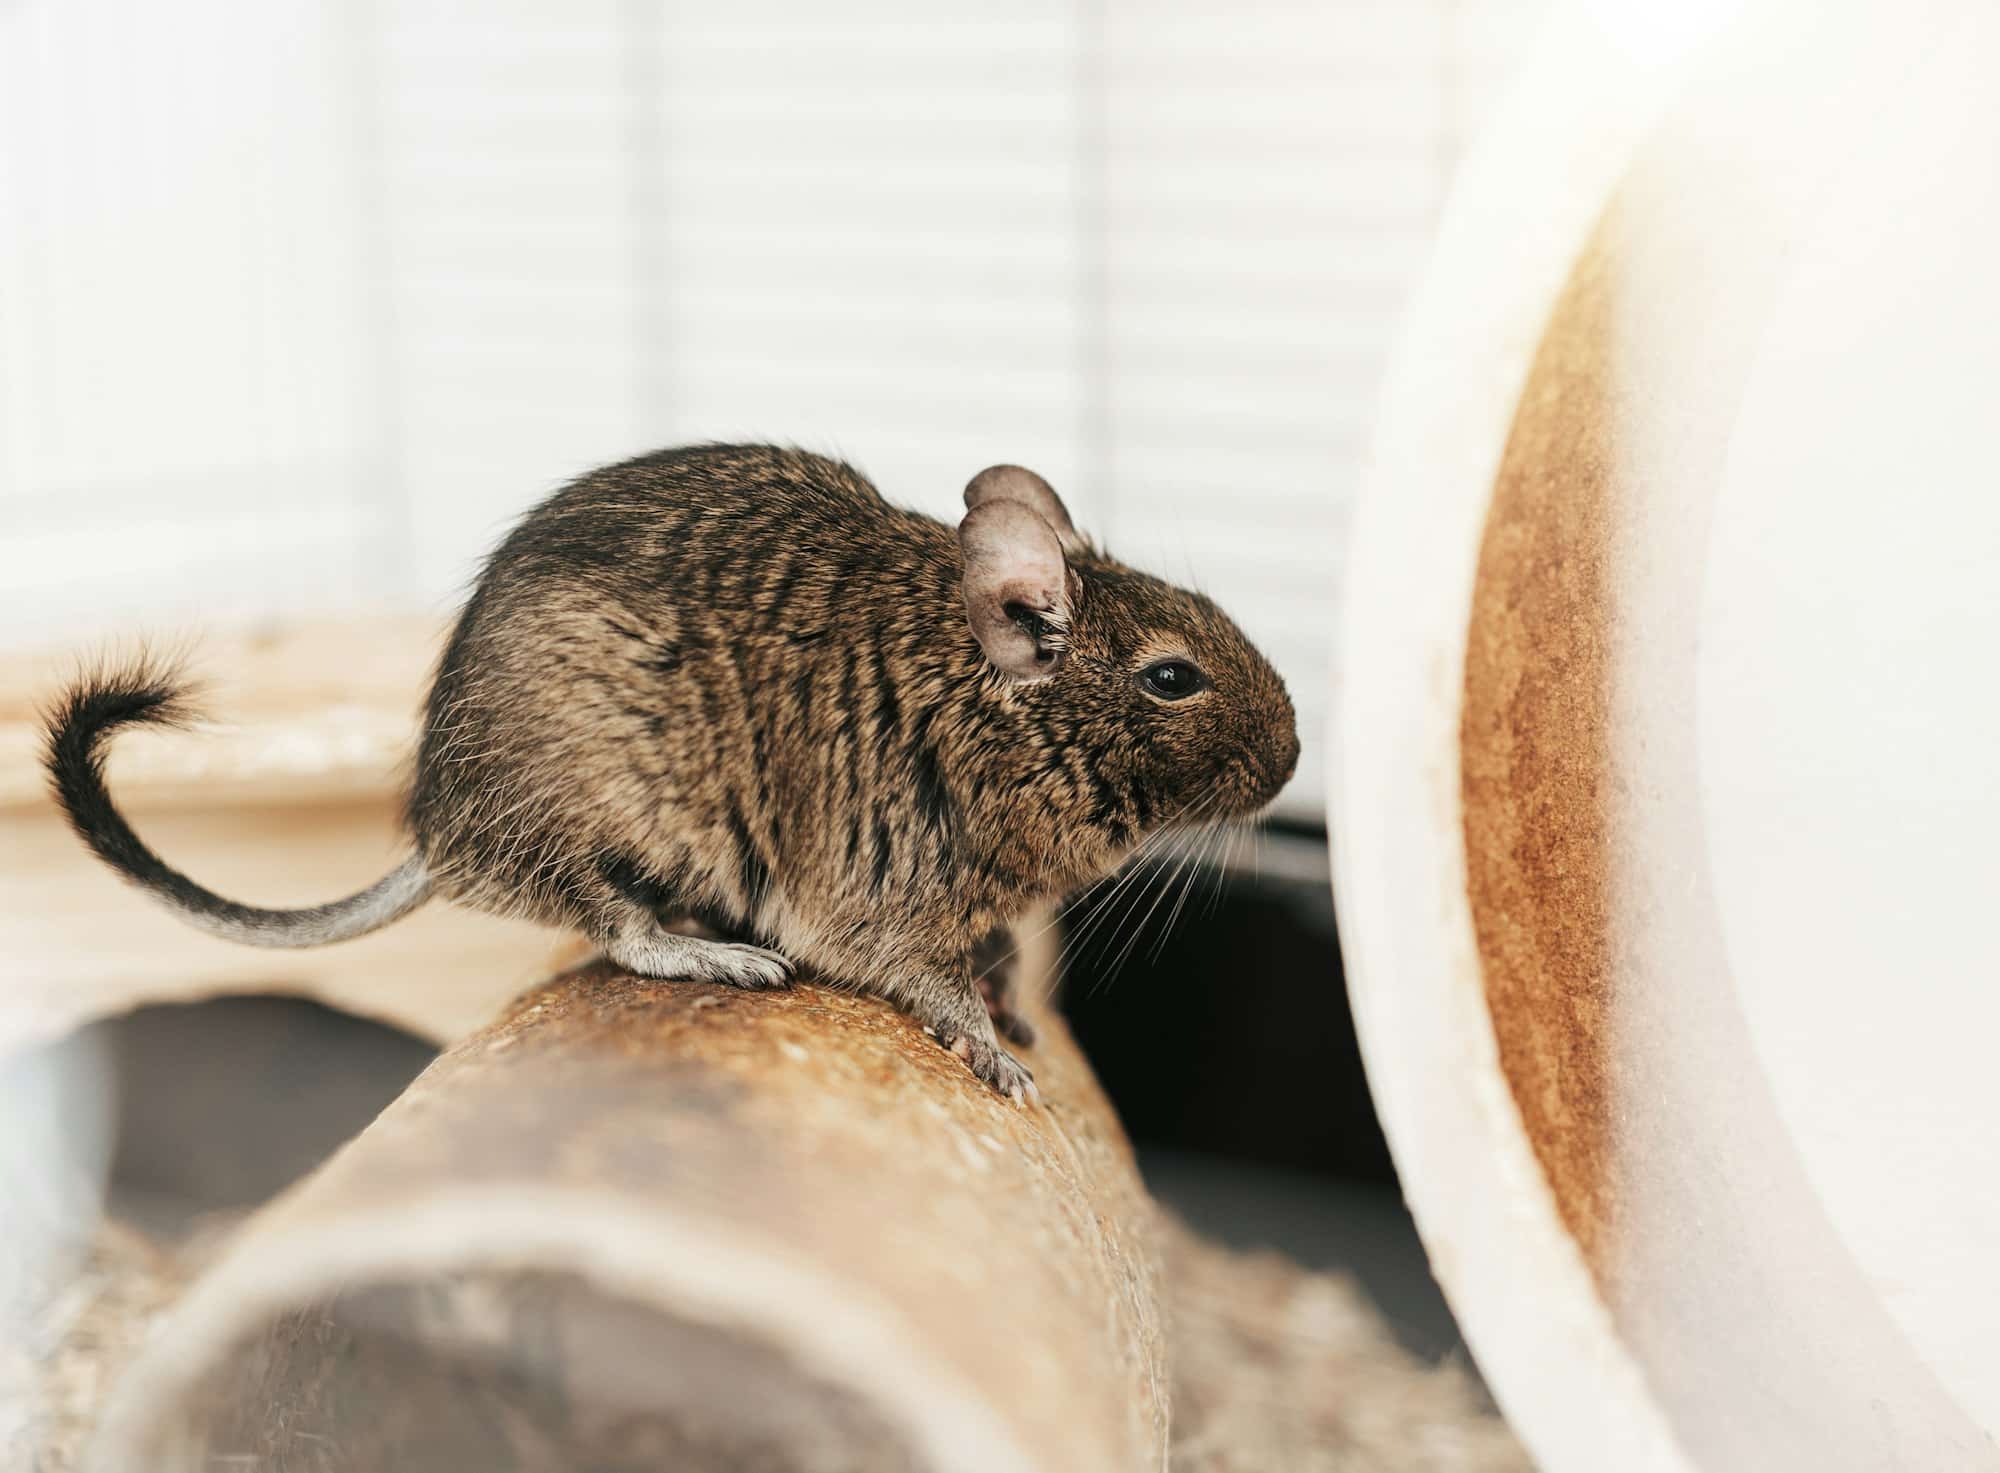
left=91, top=957, right=1168, bottom=1473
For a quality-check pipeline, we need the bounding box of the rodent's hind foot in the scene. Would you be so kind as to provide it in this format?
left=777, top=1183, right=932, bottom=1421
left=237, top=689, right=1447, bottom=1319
left=605, top=931, right=794, bottom=990
left=972, top=928, right=1039, bottom=1048
left=976, top=972, right=1039, bottom=1049
left=994, top=1010, right=1038, bottom=1049
left=932, top=1025, right=1039, bottom=1106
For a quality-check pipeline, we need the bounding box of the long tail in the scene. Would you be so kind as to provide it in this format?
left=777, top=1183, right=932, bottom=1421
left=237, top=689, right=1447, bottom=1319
left=41, top=659, right=433, bottom=947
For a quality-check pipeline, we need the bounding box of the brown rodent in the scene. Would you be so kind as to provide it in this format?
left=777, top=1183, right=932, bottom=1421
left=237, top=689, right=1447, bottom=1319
left=43, top=444, right=1299, bottom=1101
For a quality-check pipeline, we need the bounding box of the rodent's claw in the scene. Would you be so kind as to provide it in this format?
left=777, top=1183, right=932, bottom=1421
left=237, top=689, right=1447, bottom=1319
left=937, top=1026, right=1038, bottom=1106
left=707, top=943, right=794, bottom=990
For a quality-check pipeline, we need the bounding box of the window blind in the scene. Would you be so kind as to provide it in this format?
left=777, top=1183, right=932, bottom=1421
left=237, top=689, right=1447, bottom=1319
left=0, top=0, right=1542, bottom=820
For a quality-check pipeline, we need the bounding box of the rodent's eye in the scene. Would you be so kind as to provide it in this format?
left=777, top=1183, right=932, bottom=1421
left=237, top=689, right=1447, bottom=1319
left=1139, top=659, right=1206, bottom=702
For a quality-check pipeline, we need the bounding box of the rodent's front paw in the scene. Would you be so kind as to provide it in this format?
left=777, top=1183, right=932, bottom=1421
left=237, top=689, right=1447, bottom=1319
left=935, top=1026, right=1039, bottom=1106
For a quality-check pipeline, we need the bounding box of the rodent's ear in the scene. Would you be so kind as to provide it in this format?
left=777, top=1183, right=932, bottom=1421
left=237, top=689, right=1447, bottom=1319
left=959, top=499, right=1072, bottom=681
left=964, top=465, right=1084, bottom=554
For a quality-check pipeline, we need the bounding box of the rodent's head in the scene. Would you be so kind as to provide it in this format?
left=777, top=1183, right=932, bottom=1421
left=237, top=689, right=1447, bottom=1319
left=959, top=466, right=1301, bottom=829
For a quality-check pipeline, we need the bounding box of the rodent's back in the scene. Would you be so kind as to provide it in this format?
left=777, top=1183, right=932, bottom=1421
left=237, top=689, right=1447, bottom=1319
left=406, top=444, right=976, bottom=926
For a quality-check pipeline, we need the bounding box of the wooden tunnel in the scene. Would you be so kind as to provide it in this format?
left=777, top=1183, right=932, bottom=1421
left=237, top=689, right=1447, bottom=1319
left=88, top=962, right=1167, bottom=1473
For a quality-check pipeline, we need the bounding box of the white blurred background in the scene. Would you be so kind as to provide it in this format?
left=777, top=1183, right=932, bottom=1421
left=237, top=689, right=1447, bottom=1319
left=0, top=0, right=1541, bottom=817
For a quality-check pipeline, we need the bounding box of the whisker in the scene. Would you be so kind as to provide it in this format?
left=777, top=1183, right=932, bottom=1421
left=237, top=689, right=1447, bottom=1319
left=1201, top=822, right=1242, bottom=920
left=1099, top=815, right=1216, bottom=993
left=1037, top=786, right=1230, bottom=1003
left=1044, top=844, right=1177, bottom=1000
left=1010, top=813, right=1189, bottom=984
left=1148, top=824, right=1218, bottom=965
left=1056, top=822, right=1185, bottom=947
left=1057, top=839, right=1183, bottom=994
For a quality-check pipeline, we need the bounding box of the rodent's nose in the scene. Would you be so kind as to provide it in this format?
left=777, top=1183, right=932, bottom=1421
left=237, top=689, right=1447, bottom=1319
left=1275, top=724, right=1301, bottom=786
left=1240, top=725, right=1300, bottom=809
left=1256, top=724, right=1300, bottom=805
